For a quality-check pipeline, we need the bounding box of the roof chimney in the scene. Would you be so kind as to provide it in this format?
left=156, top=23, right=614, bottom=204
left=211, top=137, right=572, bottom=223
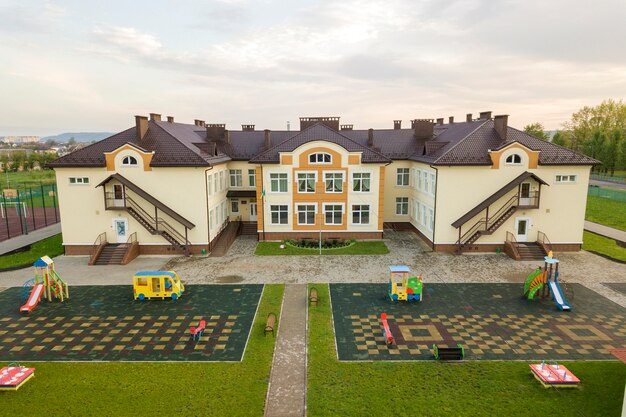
left=449, top=116, right=454, bottom=124
left=149, top=113, right=161, bottom=122
left=437, top=118, right=444, bottom=125
left=135, top=115, right=148, bottom=142
left=264, top=129, right=271, bottom=149
left=206, top=124, right=225, bottom=141
left=242, top=125, right=255, bottom=131
left=340, top=124, right=353, bottom=131
left=479, top=111, right=492, bottom=120
left=167, top=116, right=174, bottom=123
left=368, top=128, right=374, bottom=147
left=413, top=119, right=434, bottom=140
left=224, top=129, right=230, bottom=144
left=394, top=120, right=402, bottom=130
left=194, top=119, right=206, bottom=127
left=466, top=113, right=473, bottom=122
left=494, top=115, right=509, bottom=141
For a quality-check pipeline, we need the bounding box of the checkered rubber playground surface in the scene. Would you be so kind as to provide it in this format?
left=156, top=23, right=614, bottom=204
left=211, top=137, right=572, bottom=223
left=604, top=283, right=626, bottom=297
left=330, top=283, right=626, bottom=361
left=0, top=285, right=263, bottom=362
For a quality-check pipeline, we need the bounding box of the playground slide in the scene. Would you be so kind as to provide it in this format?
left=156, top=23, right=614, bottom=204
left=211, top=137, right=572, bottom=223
left=20, top=284, right=44, bottom=313
left=548, top=281, right=571, bottom=311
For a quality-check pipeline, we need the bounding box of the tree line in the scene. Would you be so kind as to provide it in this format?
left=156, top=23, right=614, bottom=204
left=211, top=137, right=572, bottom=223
left=524, top=99, right=626, bottom=175
left=0, top=151, right=59, bottom=173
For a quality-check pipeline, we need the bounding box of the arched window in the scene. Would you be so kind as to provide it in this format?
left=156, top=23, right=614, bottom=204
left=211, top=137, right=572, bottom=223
left=309, top=152, right=331, bottom=164
left=122, top=155, right=138, bottom=166
left=505, top=154, right=522, bottom=164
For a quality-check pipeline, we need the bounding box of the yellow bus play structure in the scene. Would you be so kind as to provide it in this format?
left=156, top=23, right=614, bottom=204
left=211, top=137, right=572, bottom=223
left=388, top=265, right=424, bottom=302
left=133, top=271, right=185, bottom=300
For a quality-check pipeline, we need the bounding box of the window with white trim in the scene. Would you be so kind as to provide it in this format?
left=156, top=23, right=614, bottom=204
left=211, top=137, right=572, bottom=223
left=297, top=172, right=316, bottom=193
left=122, top=155, right=138, bottom=166
left=421, top=202, right=427, bottom=225
left=210, top=209, right=214, bottom=229
left=270, top=173, right=288, bottom=192
left=69, top=177, right=89, bottom=185
left=231, top=199, right=239, bottom=213
left=417, top=170, right=422, bottom=191
left=248, top=169, right=256, bottom=187
left=555, top=174, right=577, bottom=183
left=219, top=171, right=224, bottom=191
left=352, top=172, right=371, bottom=192
left=229, top=169, right=242, bottom=187
left=396, top=168, right=409, bottom=186
left=352, top=205, right=370, bottom=225
left=208, top=174, right=213, bottom=196
left=270, top=205, right=289, bottom=224
left=424, top=173, right=429, bottom=192
left=396, top=197, right=408, bottom=215
left=309, top=152, right=331, bottom=164
left=325, top=172, right=343, bottom=193
left=214, top=173, right=218, bottom=194
left=429, top=173, right=436, bottom=195
left=324, top=204, right=343, bottom=225
left=297, top=204, right=316, bottom=225
left=428, top=208, right=434, bottom=231
left=505, top=154, right=522, bottom=164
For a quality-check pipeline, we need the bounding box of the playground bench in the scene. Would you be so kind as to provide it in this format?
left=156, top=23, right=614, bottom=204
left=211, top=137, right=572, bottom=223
left=433, top=344, right=464, bottom=361
left=265, top=313, right=277, bottom=337
left=309, top=287, right=318, bottom=307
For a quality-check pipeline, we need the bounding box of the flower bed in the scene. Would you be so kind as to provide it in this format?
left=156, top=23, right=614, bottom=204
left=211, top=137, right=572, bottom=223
left=284, top=238, right=355, bottom=250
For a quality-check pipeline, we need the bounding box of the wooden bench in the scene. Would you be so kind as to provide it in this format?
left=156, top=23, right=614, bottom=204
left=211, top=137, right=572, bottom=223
left=264, top=313, right=277, bottom=337
left=433, top=344, right=464, bottom=361
left=309, top=287, right=318, bottom=307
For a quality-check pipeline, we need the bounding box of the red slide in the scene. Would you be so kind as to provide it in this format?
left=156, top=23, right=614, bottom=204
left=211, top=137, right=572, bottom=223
left=20, top=284, right=44, bottom=313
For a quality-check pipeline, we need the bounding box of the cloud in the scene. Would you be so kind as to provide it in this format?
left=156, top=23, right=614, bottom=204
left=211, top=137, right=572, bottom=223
left=0, top=0, right=67, bottom=33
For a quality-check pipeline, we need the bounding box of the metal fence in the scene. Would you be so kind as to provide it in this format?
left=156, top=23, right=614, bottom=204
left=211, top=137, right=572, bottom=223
left=588, top=185, right=626, bottom=202
left=590, top=173, right=626, bottom=184
left=0, top=184, right=60, bottom=241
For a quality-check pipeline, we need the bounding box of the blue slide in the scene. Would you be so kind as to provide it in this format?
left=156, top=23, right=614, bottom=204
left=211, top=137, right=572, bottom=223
left=548, top=281, right=571, bottom=311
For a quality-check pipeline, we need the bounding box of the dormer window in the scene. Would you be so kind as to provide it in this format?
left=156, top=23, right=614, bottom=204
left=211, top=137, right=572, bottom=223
left=505, top=154, right=522, bottom=165
left=122, top=156, right=138, bottom=166
left=309, top=152, right=331, bottom=164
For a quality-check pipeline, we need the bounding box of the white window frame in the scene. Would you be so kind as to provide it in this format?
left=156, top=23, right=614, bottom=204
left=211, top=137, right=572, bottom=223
left=210, top=209, right=214, bottom=229
left=429, top=173, right=436, bottom=196
left=421, top=202, right=427, bottom=226
left=214, top=173, right=218, bottom=194
left=323, top=203, right=344, bottom=225
left=555, top=174, right=577, bottom=184
left=417, top=170, right=422, bottom=191
left=296, top=204, right=317, bottom=225
left=309, top=152, right=332, bottom=164
left=396, top=197, right=409, bottom=215
left=297, top=171, right=317, bottom=194
left=248, top=169, right=256, bottom=187
left=324, top=171, right=344, bottom=193
left=270, top=204, right=289, bottom=225
left=396, top=168, right=410, bottom=186
left=351, top=204, right=370, bottom=225
left=208, top=174, right=213, bottom=196
left=231, top=199, right=239, bottom=213
left=352, top=172, right=371, bottom=193
left=505, top=153, right=522, bottom=165
left=121, top=155, right=138, bottom=166
left=270, top=173, right=289, bottom=193
left=428, top=207, right=434, bottom=231
left=229, top=169, right=243, bottom=188
left=219, top=171, right=224, bottom=192
left=69, top=177, right=89, bottom=185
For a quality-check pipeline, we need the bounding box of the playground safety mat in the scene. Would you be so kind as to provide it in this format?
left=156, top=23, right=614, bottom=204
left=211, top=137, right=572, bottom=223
left=0, top=284, right=263, bottom=362
left=330, top=283, right=626, bottom=361
left=603, top=283, right=626, bottom=297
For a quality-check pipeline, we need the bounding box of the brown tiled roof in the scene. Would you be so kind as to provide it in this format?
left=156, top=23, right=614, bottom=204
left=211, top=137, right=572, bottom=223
left=49, top=117, right=598, bottom=168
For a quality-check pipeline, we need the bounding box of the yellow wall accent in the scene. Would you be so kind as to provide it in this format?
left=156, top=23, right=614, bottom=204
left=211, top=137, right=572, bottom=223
left=299, top=147, right=343, bottom=169
left=281, top=155, right=293, bottom=165
left=489, top=143, right=539, bottom=169
left=348, top=155, right=360, bottom=165
left=104, top=144, right=154, bottom=171
left=378, top=166, right=385, bottom=230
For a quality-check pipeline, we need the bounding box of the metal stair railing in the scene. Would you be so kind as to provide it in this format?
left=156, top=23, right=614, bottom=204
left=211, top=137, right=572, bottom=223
left=89, top=232, right=108, bottom=265
left=125, top=196, right=190, bottom=248
left=456, top=194, right=519, bottom=250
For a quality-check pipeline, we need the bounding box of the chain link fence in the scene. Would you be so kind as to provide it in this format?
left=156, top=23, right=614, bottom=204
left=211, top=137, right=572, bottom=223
left=0, top=184, right=60, bottom=241
left=588, top=185, right=626, bottom=202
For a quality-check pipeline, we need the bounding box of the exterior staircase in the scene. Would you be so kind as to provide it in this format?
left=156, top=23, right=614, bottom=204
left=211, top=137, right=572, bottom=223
left=93, top=244, right=127, bottom=265
left=240, top=222, right=258, bottom=236
left=209, top=221, right=241, bottom=257
left=456, top=203, right=517, bottom=254
left=516, top=242, right=547, bottom=261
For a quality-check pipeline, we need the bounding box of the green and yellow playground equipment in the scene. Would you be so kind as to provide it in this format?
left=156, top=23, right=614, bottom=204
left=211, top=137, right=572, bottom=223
left=523, top=251, right=571, bottom=311
left=388, top=265, right=424, bottom=302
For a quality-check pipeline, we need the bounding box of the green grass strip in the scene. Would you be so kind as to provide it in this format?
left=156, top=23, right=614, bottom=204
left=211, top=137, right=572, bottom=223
left=307, top=284, right=626, bottom=417
left=582, top=231, right=626, bottom=262
left=585, top=195, right=626, bottom=231
left=255, top=241, right=389, bottom=256
left=0, top=234, right=63, bottom=268
left=0, top=284, right=284, bottom=417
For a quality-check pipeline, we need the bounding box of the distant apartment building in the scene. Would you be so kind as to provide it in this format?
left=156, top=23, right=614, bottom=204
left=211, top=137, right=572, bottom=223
left=0, top=136, right=41, bottom=144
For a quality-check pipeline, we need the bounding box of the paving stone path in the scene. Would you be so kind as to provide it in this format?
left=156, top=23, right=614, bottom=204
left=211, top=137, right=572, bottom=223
left=265, top=284, right=307, bottom=417
left=585, top=220, right=626, bottom=243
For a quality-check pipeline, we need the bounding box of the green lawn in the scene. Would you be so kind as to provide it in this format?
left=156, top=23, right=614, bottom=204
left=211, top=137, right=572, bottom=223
left=1, top=170, right=56, bottom=190
left=582, top=231, right=626, bottom=262
left=585, top=195, right=626, bottom=231
left=0, top=234, right=64, bottom=268
left=255, top=241, right=389, bottom=256
left=308, top=284, right=626, bottom=417
left=0, top=284, right=284, bottom=417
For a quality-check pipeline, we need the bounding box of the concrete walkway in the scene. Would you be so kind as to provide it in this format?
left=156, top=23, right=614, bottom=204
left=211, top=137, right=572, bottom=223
left=265, top=284, right=307, bottom=417
left=589, top=179, right=626, bottom=191
left=0, top=223, right=62, bottom=255
left=585, top=221, right=626, bottom=243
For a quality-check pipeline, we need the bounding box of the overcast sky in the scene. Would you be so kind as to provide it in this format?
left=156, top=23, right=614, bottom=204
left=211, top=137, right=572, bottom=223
left=1, top=0, right=625, bottom=136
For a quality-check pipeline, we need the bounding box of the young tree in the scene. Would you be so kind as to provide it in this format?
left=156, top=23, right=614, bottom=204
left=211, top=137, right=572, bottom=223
left=523, top=122, right=549, bottom=140
left=563, top=99, right=626, bottom=152
left=551, top=131, right=567, bottom=146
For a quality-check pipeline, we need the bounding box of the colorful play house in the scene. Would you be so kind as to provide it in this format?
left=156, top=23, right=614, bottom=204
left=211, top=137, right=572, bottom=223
left=20, top=256, right=69, bottom=313
left=523, top=251, right=571, bottom=311
left=133, top=271, right=185, bottom=300
left=0, top=364, right=35, bottom=391
left=388, top=265, right=424, bottom=302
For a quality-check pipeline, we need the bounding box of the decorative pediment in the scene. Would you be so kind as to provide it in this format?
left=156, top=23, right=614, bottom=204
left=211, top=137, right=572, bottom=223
left=104, top=143, right=155, bottom=171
